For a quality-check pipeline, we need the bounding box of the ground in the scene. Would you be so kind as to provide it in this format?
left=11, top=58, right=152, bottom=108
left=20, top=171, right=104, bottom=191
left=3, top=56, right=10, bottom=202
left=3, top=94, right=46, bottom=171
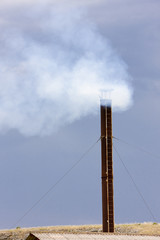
left=0, top=223, right=160, bottom=240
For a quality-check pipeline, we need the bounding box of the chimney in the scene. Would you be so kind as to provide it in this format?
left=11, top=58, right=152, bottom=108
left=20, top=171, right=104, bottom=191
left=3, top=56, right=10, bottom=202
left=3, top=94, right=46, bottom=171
left=100, top=99, right=114, bottom=232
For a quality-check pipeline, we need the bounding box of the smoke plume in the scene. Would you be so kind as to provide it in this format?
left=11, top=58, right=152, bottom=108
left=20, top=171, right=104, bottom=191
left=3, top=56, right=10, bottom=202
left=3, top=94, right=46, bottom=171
left=0, top=1, right=133, bottom=136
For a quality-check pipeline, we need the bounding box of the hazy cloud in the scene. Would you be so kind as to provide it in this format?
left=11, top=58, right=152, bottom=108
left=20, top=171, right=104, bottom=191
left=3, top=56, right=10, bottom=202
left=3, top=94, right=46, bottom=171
left=0, top=1, right=133, bottom=136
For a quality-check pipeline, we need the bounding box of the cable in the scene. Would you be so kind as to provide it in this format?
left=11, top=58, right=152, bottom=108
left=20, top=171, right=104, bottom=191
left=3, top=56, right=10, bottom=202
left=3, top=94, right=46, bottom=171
left=113, top=144, right=157, bottom=223
left=10, top=137, right=101, bottom=229
left=113, top=136, right=160, bottom=160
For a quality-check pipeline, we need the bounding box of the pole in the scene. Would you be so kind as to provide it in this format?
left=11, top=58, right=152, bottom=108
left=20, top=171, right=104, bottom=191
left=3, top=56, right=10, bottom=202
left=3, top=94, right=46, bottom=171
left=100, top=100, right=114, bottom=232
left=101, top=104, right=109, bottom=232
left=106, top=104, right=114, bottom=232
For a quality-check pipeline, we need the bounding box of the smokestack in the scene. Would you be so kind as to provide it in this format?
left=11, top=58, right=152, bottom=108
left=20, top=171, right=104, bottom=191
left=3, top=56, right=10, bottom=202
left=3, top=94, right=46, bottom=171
left=100, top=99, right=114, bottom=232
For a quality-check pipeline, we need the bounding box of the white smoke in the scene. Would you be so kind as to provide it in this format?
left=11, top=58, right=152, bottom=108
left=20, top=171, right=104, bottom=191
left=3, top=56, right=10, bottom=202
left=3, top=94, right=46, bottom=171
left=0, top=1, right=133, bottom=136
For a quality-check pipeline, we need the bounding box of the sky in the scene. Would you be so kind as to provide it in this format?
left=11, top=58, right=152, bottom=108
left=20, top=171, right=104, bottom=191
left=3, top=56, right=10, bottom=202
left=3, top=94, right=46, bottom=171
left=0, top=0, right=160, bottom=229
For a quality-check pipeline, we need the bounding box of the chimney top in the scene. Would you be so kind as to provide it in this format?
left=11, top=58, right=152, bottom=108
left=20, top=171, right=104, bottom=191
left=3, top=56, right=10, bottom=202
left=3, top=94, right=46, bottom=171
left=100, top=98, right=111, bottom=107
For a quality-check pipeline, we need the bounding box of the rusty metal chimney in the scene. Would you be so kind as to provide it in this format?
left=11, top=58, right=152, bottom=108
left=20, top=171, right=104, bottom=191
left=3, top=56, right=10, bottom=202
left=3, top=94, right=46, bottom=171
left=100, top=99, right=114, bottom=232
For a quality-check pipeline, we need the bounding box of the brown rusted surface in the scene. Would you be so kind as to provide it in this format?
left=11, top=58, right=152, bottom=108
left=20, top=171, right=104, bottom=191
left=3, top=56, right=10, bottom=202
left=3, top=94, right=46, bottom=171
left=101, top=105, right=109, bottom=232
left=106, top=105, right=114, bottom=232
left=100, top=102, right=114, bottom=233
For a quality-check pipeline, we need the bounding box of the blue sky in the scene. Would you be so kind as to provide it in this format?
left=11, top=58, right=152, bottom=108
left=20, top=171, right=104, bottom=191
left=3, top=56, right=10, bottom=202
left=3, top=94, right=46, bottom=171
left=0, top=0, right=160, bottom=229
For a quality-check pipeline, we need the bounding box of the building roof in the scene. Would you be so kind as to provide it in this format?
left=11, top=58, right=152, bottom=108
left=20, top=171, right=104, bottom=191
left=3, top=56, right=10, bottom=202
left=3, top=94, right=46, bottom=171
left=26, top=233, right=160, bottom=240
